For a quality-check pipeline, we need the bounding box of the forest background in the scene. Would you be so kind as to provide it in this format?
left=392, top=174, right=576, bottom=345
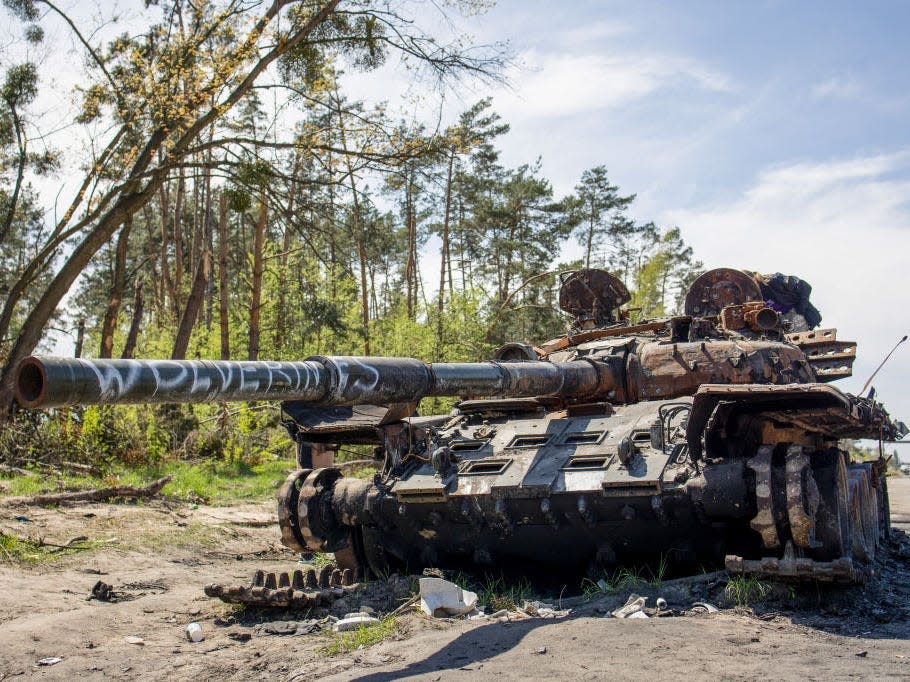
left=0, top=0, right=757, bottom=492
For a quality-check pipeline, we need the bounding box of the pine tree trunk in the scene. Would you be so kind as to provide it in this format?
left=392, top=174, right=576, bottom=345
left=121, top=280, right=144, bottom=359
left=404, top=174, right=415, bottom=320
left=203, top=162, right=214, bottom=330
left=172, top=170, right=185, bottom=296
left=248, top=192, right=267, bottom=361
left=357, top=238, right=371, bottom=355
left=158, top=182, right=177, bottom=316
left=436, top=151, right=455, bottom=358
left=218, top=194, right=230, bottom=360
left=171, top=248, right=211, bottom=360
left=74, top=319, right=85, bottom=358
left=585, top=199, right=595, bottom=269
left=99, top=219, right=133, bottom=358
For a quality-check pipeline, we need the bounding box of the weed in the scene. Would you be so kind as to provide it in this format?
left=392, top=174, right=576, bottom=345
left=478, top=574, right=533, bottom=612
left=649, top=554, right=669, bottom=587
left=309, top=552, right=334, bottom=568
left=725, top=575, right=770, bottom=606
left=319, top=617, right=397, bottom=656
left=581, top=556, right=669, bottom=599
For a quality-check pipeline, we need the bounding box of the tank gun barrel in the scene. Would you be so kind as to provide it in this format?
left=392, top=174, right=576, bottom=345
left=15, top=355, right=611, bottom=409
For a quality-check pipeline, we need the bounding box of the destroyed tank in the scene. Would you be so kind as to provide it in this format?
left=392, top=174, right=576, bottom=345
left=15, top=268, right=907, bottom=583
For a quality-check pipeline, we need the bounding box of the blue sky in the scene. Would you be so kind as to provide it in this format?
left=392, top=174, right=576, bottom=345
left=394, top=0, right=910, bottom=433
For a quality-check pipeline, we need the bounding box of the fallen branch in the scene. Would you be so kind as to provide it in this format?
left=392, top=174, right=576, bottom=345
left=388, top=594, right=420, bottom=618
left=0, top=464, right=32, bottom=476
left=42, top=535, right=88, bottom=551
left=0, top=476, right=172, bottom=507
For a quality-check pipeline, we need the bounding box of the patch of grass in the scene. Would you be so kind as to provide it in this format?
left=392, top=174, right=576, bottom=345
left=0, top=457, right=293, bottom=505
left=725, top=574, right=770, bottom=607
left=319, top=617, right=397, bottom=656
left=0, top=532, right=108, bottom=564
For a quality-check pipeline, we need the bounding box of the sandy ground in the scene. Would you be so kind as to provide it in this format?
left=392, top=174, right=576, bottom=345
left=2, top=480, right=910, bottom=681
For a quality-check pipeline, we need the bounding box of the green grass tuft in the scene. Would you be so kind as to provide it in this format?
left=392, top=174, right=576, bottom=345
left=725, top=574, right=770, bottom=606
left=319, top=617, right=397, bottom=656
left=477, top=574, right=533, bottom=612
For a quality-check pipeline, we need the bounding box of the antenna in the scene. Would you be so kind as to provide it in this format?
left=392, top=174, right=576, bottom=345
left=860, top=334, right=908, bottom=397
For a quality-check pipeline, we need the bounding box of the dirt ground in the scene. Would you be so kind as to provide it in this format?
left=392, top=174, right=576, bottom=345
left=3, top=479, right=910, bottom=681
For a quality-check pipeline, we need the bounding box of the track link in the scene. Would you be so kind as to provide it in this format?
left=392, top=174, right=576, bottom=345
left=204, top=564, right=360, bottom=609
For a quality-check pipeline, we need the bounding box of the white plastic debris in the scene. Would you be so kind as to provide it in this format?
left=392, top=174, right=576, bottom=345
left=37, top=657, right=63, bottom=666
left=522, top=600, right=570, bottom=619
left=124, top=636, right=145, bottom=645
left=418, top=577, right=478, bottom=617
left=656, top=597, right=668, bottom=611
left=184, top=622, right=204, bottom=642
left=612, top=594, right=647, bottom=619
left=627, top=610, right=649, bottom=619
left=333, top=615, right=380, bottom=632
left=690, top=601, right=719, bottom=614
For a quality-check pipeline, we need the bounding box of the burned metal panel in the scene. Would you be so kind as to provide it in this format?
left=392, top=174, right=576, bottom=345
left=786, top=328, right=857, bottom=381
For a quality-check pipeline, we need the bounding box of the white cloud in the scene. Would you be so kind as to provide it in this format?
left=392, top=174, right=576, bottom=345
left=664, top=152, right=910, bottom=420
left=494, top=49, right=732, bottom=121
left=811, top=75, right=863, bottom=101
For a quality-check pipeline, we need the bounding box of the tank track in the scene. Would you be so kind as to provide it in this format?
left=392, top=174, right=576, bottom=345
left=725, top=451, right=888, bottom=583
left=204, top=564, right=360, bottom=609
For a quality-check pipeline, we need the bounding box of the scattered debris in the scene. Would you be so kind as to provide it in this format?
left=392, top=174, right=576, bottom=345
left=88, top=580, right=117, bottom=602
left=856, top=650, right=868, bottom=658
left=260, top=621, right=299, bottom=636
left=521, top=601, right=570, bottom=619
left=124, top=636, right=145, bottom=645
left=184, top=623, right=204, bottom=642
left=689, top=601, right=720, bottom=614
left=256, top=619, right=325, bottom=636
left=333, top=614, right=380, bottom=632
left=627, top=611, right=649, bottom=619
left=536, top=646, right=547, bottom=655
left=36, top=657, right=62, bottom=666
left=0, top=476, right=172, bottom=508
left=419, top=577, right=478, bottom=617
left=612, top=594, right=647, bottom=619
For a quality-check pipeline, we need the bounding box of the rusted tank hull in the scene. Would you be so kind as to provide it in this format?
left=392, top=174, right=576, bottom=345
left=281, top=387, right=896, bottom=583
